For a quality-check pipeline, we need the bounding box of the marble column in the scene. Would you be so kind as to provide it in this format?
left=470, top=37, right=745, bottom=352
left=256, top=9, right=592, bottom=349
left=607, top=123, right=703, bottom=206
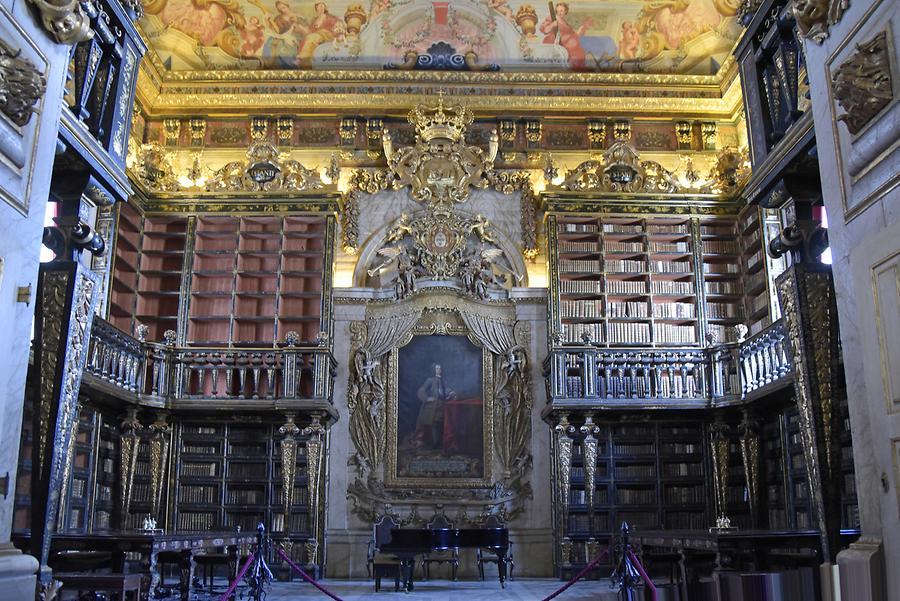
left=800, top=0, right=900, bottom=597
left=0, top=1, right=75, bottom=597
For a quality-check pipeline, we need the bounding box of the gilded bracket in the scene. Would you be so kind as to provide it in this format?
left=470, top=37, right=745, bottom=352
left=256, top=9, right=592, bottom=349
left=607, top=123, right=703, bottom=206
left=148, top=413, right=171, bottom=522
left=119, top=408, right=142, bottom=522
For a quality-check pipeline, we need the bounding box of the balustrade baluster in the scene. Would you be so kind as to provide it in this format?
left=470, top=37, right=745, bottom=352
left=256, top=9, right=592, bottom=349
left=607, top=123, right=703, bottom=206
left=238, top=367, right=247, bottom=399
left=252, top=367, right=261, bottom=399
left=211, top=367, right=220, bottom=397
left=267, top=366, right=276, bottom=399
left=196, top=367, right=206, bottom=398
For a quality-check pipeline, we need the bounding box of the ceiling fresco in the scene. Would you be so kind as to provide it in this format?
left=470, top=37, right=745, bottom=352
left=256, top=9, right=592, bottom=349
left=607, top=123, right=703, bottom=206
left=139, top=0, right=743, bottom=75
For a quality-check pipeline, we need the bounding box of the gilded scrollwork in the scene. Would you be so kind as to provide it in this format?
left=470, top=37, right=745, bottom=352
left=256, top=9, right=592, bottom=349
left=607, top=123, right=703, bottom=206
left=709, top=419, right=730, bottom=522
left=206, top=139, right=324, bottom=193
left=119, top=408, right=142, bottom=520
left=131, top=142, right=180, bottom=192
left=302, top=413, right=327, bottom=564
left=382, top=94, right=498, bottom=208
left=558, top=140, right=681, bottom=194
left=580, top=415, right=600, bottom=512
left=832, top=31, right=893, bottom=135
left=554, top=414, right=575, bottom=534
left=148, top=413, right=171, bottom=522
left=26, top=0, right=93, bottom=45
left=279, top=413, right=300, bottom=519
left=0, top=39, right=47, bottom=127
left=366, top=210, right=520, bottom=300
left=738, top=410, right=760, bottom=523
left=793, top=0, right=848, bottom=44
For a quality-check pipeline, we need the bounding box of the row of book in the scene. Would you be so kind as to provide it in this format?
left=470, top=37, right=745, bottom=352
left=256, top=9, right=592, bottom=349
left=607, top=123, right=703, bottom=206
left=617, top=488, right=657, bottom=504
left=703, top=240, right=739, bottom=254
left=650, top=260, right=692, bottom=273
left=226, top=488, right=267, bottom=505
left=608, top=280, right=648, bottom=294
left=608, top=301, right=649, bottom=318
left=613, top=442, right=655, bottom=456
left=562, top=323, right=603, bottom=344
left=664, top=485, right=706, bottom=504
left=560, top=280, right=604, bottom=294
left=560, top=223, right=599, bottom=233
left=653, top=302, right=695, bottom=319
left=605, top=241, right=644, bottom=253
left=703, top=262, right=742, bottom=274
left=559, top=241, right=600, bottom=253
left=603, top=223, right=643, bottom=234
left=661, top=442, right=700, bottom=454
left=707, top=302, right=740, bottom=319
left=664, top=462, right=703, bottom=477
left=650, top=241, right=690, bottom=253
left=182, top=462, right=219, bottom=477
left=180, top=484, right=219, bottom=504
left=647, top=224, right=690, bottom=234
left=650, top=280, right=693, bottom=295
left=700, top=224, right=733, bottom=236
left=561, top=300, right=603, bottom=318
left=560, top=259, right=601, bottom=273
left=606, top=259, right=646, bottom=272
left=655, top=323, right=696, bottom=344
left=615, top=464, right=656, bottom=478
left=705, top=280, right=740, bottom=295
left=183, top=444, right=221, bottom=455
left=178, top=511, right=217, bottom=531
left=570, top=489, right=610, bottom=505
left=607, top=322, right=651, bottom=344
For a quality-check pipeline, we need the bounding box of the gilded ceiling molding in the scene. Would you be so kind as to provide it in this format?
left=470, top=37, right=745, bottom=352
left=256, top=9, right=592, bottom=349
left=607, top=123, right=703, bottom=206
left=832, top=31, right=893, bottom=135
left=793, top=0, right=849, bottom=44
left=27, top=0, right=92, bottom=45
left=0, top=38, right=47, bottom=127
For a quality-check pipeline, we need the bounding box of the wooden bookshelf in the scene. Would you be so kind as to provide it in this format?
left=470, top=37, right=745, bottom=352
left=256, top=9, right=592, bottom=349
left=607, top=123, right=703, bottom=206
left=109, top=203, right=189, bottom=341
left=173, top=422, right=311, bottom=547
left=700, top=218, right=744, bottom=343
left=737, top=206, right=786, bottom=337
left=92, top=414, right=119, bottom=531
left=553, top=215, right=742, bottom=347
left=187, top=215, right=326, bottom=346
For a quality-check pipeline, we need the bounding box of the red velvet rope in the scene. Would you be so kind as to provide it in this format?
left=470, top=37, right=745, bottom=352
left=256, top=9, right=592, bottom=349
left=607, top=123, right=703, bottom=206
left=217, top=550, right=256, bottom=601
left=276, top=546, right=345, bottom=601
left=628, top=549, right=658, bottom=601
left=541, top=546, right=611, bottom=601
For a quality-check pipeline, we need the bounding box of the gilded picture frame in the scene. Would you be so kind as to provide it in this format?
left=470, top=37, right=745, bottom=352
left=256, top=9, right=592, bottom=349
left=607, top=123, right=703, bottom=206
left=385, top=332, right=494, bottom=489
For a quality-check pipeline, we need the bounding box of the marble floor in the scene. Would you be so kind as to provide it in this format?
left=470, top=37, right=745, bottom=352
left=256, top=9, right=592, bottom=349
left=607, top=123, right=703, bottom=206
left=202, top=579, right=622, bottom=601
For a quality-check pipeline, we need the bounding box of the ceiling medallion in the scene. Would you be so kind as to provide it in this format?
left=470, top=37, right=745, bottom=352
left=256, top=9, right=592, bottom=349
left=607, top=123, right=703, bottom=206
left=382, top=92, right=498, bottom=208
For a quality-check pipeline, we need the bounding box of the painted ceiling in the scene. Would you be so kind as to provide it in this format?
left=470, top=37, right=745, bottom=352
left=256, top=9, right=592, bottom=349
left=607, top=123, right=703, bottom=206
left=139, top=0, right=743, bottom=75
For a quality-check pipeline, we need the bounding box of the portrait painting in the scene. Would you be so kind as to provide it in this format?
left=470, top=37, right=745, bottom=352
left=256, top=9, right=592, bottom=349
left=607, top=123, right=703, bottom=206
left=387, top=333, right=493, bottom=486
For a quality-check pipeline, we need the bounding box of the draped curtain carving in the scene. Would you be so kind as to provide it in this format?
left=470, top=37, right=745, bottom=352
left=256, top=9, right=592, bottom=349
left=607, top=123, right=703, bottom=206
left=348, top=311, right=420, bottom=479
left=459, top=311, right=533, bottom=482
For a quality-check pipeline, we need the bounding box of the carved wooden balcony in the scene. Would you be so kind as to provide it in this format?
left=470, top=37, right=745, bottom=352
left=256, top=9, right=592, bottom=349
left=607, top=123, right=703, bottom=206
left=543, top=320, right=794, bottom=412
left=83, top=317, right=337, bottom=415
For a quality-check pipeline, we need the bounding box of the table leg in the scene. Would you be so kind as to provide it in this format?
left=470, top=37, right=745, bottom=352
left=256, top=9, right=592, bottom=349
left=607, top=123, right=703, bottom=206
left=401, top=558, right=415, bottom=591
left=148, top=550, right=160, bottom=601
left=498, top=550, right=507, bottom=588
left=179, top=550, right=195, bottom=601
left=227, top=544, right=239, bottom=600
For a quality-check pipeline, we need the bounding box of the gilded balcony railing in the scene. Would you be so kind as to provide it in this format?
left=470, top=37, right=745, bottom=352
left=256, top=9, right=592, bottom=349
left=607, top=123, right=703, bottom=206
left=738, top=319, right=793, bottom=398
left=544, top=319, right=792, bottom=407
left=83, top=317, right=336, bottom=405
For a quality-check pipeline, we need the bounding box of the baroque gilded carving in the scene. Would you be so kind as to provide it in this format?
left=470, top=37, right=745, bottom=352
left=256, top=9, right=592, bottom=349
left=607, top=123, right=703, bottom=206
left=832, top=31, right=893, bottom=135
left=776, top=265, right=842, bottom=560
left=26, top=0, right=92, bottom=45
left=738, top=411, right=761, bottom=526
left=366, top=210, right=520, bottom=300
left=709, top=419, right=730, bottom=522
left=148, top=413, right=171, bottom=522
left=580, top=415, right=600, bottom=513
left=131, top=142, right=180, bottom=192
left=793, top=0, right=848, bottom=44
left=559, top=139, right=681, bottom=193
left=382, top=94, right=498, bottom=207
left=206, top=139, right=324, bottom=192
left=279, top=413, right=300, bottom=519
left=119, top=408, right=142, bottom=521
left=0, top=39, right=47, bottom=127
left=302, top=413, right=326, bottom=564
left=346, top=294, right=533, bottom=523
left=554, top=414, right=575, bottom=535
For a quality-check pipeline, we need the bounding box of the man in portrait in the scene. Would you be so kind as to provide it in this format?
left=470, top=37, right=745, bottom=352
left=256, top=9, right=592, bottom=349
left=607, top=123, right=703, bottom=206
left=410, top=363, right=457, bottom=450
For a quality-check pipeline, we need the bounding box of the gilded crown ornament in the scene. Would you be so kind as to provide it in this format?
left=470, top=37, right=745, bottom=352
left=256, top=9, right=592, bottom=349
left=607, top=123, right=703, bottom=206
left=408, top=91, right=474, bottom=143
left=383, top=94, right=498, bottom=207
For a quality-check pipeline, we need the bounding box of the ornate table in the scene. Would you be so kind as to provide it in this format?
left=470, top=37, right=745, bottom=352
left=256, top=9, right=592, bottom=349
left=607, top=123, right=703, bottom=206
left=14, top=531, right=256, bottom=601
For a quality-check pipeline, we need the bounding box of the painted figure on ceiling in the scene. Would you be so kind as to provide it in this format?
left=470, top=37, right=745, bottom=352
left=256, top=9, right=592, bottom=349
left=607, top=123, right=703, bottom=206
left=617, top=20, right=640, bottom=60
left=636, top=0, right=724, bottom=58
left=257, top=0, right=303, bottom=67
left=539, top=2, right=593, bottom=69
left=296, top=2, right=342, bottom=64
left=144, top=0, right=245, bottom=52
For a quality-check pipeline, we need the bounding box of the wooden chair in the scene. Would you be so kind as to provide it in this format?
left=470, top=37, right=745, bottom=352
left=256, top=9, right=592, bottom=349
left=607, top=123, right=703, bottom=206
left=368, top=515, right=402, bottom=592
left=421, top=515, right=459, bottom=581
left=475, top=515, right=514, bottom=581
